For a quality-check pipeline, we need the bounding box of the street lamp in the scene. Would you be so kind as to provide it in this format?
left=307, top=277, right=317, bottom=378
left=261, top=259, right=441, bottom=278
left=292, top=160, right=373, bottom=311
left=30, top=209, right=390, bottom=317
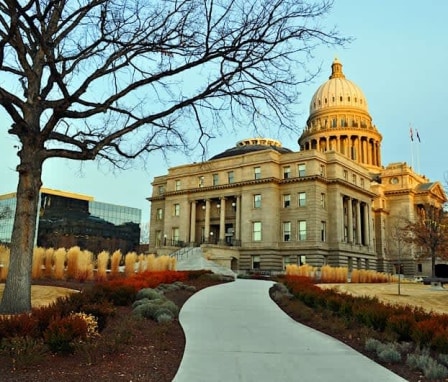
left=164, top=234, right=167, bottom=246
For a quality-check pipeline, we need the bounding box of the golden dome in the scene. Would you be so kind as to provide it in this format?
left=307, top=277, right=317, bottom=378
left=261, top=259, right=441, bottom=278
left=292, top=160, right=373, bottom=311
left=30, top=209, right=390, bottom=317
left=309, top=58, right=369, bottom=116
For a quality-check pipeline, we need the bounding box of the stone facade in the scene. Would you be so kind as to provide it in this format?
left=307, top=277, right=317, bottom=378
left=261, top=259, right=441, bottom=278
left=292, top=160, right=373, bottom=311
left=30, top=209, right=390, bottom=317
left=148, top=60, right=446, bottom=276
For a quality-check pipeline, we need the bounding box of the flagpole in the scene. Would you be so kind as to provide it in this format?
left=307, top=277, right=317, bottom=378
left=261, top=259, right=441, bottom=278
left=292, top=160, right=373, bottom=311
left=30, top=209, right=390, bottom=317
left=409, top=125, right=414, bottom=169
left=416, top=129, right=421, bottom=174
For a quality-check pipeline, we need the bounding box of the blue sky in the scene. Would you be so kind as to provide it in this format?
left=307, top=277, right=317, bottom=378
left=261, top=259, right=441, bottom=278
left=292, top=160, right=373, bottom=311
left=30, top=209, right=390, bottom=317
left=1, top=0, right=448, bottom=224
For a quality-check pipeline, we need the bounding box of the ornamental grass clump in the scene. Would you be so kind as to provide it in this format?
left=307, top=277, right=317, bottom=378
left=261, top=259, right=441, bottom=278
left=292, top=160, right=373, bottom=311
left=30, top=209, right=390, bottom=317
left=43, top=247, right=54, bottom=278
left=96, top=250, right=109, bottom=281
left=66, top=246, right=81, bottom=280
left=32, top=247, right=45, bottom=279
left=0, top=244, right=10, bottom=281
left=76, top=250, right=94, bottom=282
left=124, top=251, right=138, bottom=277
left=53, top=247, right=66, bottom=280
left=285, top=264, right=316, bottom=278
left=110, top=250, right=122, bottom=277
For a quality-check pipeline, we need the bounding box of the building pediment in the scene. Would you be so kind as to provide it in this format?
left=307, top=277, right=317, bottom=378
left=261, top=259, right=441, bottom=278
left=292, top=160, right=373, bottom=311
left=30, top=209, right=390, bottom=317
left=415, top=182, right=447, bottom=203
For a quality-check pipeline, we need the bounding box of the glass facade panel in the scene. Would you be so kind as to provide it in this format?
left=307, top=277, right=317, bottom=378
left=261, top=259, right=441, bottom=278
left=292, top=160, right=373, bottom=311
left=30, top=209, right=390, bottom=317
left=0, top=191, right=142, bottom=254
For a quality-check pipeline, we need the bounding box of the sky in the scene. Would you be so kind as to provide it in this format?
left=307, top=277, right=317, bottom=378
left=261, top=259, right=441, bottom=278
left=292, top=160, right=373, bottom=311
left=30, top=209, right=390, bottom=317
left=1, top=0, right=448, bottom=225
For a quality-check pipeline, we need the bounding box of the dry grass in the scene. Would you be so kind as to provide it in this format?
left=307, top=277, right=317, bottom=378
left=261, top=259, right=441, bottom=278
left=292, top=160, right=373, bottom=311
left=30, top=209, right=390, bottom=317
left=53, top=248, right=66, bottom=280
left=110, top=250, right=122, bottom=277
left=319, top=282, right=448, bottom=314
left=96, top=251, right=109, bottom=281
left=0, top=245, right=10, bottom=282
left=124, top=251, right=137, bottom=277
left=32, top=247, right=45, bottom=279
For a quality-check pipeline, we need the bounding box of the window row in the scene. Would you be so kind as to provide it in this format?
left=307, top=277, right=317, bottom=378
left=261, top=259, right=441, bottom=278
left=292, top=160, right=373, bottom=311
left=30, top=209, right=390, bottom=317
left=251, top=220, right=326, bottom=242
left=169, top=163, right=309, bottom=192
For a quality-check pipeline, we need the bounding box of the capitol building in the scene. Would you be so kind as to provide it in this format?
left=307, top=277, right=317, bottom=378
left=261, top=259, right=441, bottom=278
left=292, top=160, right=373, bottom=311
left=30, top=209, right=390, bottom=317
left=148, top=59, right=446, bottom=277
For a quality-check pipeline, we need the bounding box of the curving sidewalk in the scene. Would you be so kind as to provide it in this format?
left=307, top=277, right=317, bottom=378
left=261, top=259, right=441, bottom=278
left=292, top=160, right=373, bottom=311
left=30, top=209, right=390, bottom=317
left=173, top=279, right=406, bottom=382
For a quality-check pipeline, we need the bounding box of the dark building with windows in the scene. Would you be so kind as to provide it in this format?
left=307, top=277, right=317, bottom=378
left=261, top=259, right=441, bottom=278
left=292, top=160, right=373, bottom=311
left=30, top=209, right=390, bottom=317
left=0, top=188, right=141, bottom=254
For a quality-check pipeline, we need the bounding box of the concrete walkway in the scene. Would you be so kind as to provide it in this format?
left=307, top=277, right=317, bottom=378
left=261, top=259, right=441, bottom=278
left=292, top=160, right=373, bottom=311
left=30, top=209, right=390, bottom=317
left=173, top=279, right=406, bottom=382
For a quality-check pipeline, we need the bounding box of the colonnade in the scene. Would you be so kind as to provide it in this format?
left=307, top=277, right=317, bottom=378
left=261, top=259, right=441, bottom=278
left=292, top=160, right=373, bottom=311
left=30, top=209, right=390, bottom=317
left=342, top=195, right=371, bottom=246
left=188, top=196, right=241, bottom=245
left=302, top=134, right=381, bottom=167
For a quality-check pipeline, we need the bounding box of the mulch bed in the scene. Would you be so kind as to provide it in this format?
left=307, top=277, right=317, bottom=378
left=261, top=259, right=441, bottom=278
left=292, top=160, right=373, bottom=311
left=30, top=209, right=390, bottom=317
left=0, top=278, right=223, bottom=382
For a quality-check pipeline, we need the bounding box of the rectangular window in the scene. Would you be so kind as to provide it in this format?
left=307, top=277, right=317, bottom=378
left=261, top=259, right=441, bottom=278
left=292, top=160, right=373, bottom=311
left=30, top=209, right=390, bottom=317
left=298, top=163, right=306, bottom=177
left=198, top=176, right=204, bottom=187
left=228, top=171, right=235, bottom=184
left=298, top=220, right=307, bottom=241
left=173, top=203, right=180, bottom=216
left=320, top=193, right=326, bottom=209
left=321, top=221, right=326, bottom=242
left=298, top=192, right=306, bottom=207
left=352, top=174, right=357, bottom=184
left=252, top=221, right=262, bottom=241
left=283, top=166, right=291, bottom=179
left=172, top=227, right=180, bottom=244
left=252, top=255, right=261, bottom=269
left=283, top=221, right=291, bottom=242
left=254, top=167, right=261, bottom=180
left=156, top=208, right=163, bottom=220
left=360, top=178, right=365, bottom=188
left=299, top=255, right=306, bottom=266
left=158, top=185, right=165, bottom=195
left=253, top=194, right=262, bottom=209
left=213, top=173, right=219, bottom=186
left=343, top=170, right=348, bottom=180
left=283, top=194, right=291, bottom=208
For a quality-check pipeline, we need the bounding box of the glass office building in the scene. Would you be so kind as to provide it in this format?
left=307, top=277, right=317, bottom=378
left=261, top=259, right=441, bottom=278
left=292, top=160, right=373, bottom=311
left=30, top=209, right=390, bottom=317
left=0, top=188, right=141, bottom=254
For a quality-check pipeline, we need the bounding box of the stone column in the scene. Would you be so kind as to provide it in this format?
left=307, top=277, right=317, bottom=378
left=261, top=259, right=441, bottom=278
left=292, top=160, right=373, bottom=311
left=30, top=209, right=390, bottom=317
left=219, top=197, right=226, bottom=245
left=235, top=196, right=241, bottom=245
left=347, top=197, right=353, bottom=243
left=190, top=200, right=196, bottom=244
left=356, top=200, right=362, bottom=244
left=367, top=140, right=372, bottom=165
left=204, top=199, right=210, bottom=242
left=362, top=202, right=369, bottom=246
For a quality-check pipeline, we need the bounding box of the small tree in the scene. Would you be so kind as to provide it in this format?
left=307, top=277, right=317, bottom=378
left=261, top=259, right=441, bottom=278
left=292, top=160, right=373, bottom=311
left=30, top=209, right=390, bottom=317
left=386, top=215, right=411, bottom=295
left=406, top=204, right=448, bottom=278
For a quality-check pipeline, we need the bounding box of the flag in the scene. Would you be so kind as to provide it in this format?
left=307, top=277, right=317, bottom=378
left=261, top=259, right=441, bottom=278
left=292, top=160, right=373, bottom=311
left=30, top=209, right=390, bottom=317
left=410, top=127, right=413, bottom=141
left=416, top=129, right=421, bottom=143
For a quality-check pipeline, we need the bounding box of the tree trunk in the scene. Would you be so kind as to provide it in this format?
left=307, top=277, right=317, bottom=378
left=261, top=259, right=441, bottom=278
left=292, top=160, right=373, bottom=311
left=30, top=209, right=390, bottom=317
left=432, top=251, right=436, bottom=278
left=0, top=146, right=43, bottom=314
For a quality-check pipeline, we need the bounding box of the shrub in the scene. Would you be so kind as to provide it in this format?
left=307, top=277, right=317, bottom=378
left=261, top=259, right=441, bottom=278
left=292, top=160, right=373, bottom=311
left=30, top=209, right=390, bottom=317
left=0, top=313, right=39, bottom=340
left=412, top=319, right=441, bottom=348
left=377, top=344, right=401, bottom=364
left=406, top=348, right=432, bottom=371
left=365, top=338, right=382, bottom=353
left=386, top=313, right=416, bottom=341
left=0, top=336, right=48, bottom=369
left=43, top=314, right=88, bottom=354
left=136, top=288, right=163, bottom=301
left=423, top=358, right=448, bottom=379
left=156, top=312, right=174, bottom=323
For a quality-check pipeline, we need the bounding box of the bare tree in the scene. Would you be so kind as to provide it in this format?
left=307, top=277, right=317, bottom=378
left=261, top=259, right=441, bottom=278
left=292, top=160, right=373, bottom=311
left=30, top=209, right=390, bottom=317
left=406, top=204, right=448, bottom=278
left=0, top=0, right=346, bottom=313
left=386, top=215, right=411, bottom=295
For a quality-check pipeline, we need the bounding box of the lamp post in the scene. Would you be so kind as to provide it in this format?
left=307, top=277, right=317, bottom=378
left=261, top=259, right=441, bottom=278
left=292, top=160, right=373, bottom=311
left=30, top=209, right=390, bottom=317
left=210, top=231, right=214, bottom=244
left=164, top=234, right=167, bottom=246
